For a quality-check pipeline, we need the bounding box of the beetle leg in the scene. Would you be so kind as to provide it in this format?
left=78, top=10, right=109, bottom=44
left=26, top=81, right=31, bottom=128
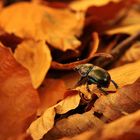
left=86, top=83, right=91, bottom=93
left=98, top=87, right=108, bottom=95
left=75, top=77, right=87, bottom=87
left=111, top=79, right=119, bottom=89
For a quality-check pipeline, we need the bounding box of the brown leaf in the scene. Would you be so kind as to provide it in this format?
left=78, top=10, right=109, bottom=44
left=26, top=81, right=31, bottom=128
left=0, top=43, right=40, bottom=140
left=61, top=109, right=140, bottom=140
left=28, top=61, right=140, bottom=140
left=51, top=53, right=111, bottom=70
left=0, top=2, right=84, bottom=51
left=28, top=93, right=81, bottom=140
left=14, top=40, right=52, bottom=88
left=37, top=78, right=67, bottom=115
left=41, top=77, right=140, bottom=140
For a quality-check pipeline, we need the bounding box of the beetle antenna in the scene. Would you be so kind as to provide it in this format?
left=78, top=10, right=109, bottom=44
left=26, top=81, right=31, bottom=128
left=111, top=80, right=119, bottom=89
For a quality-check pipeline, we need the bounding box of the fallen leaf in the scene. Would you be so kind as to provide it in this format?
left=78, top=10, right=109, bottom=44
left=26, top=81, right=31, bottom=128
left=28, top=61, right=140, bottom=140
left=69, top=0, right=131, bottom=32
left=28, top=93, right=81, bottom=140
left=44, top=110, right=104, bottom=140
left=61, top=109, right=140, bottom=140
left=0, top=2, right=84, bottom=51
left=37, top=78, right=67, bottom=115
left=51, top=53, right=111, bottom=70
left=0, top=43, right=40, bottom=140
left=41, top=75, right=140, bottom=140
left=14, top=40, right=52, bottom=88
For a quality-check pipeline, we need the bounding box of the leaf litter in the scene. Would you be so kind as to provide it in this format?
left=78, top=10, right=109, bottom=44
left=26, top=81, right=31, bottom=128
left=0, top=0, right=140, bottom=140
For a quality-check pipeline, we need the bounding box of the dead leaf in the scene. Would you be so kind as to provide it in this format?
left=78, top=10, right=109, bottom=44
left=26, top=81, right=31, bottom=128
left=0, top=2, right=84, bottom=51
left=51, top=32, right=112, bottom=70
left=61, top=109, right=140, bottom=140
left=41, top=74, right=140, bottom=140
left=0, top=43, right=40, bottom=140
left=37, top=78, right=67, bottom=115
left=51, top=53, right=111, bottom=70
left=28, top=93, right=81, bottom=140
left=14, top=40, right=52, bottom=88
left=28, top=61, right=140, bottom=140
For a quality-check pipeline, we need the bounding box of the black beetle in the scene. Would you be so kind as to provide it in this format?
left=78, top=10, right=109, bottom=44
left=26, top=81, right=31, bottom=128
left=74, top=63, right=118, bottom=95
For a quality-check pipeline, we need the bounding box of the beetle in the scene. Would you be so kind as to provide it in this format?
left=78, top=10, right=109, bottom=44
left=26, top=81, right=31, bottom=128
left=74, top=63, right=118, bottom=95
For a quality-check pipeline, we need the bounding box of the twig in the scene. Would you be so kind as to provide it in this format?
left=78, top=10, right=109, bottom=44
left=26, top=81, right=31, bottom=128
left=94, top=32, right=140, bottom=68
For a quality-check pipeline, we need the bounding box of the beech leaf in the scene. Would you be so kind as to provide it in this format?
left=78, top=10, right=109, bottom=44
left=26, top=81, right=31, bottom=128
left=28, top=93, right=81, bottom=140
left=37, top=78, right=67, bottom=115
left=14, top=40, right=52, bottom=88
left=0, top=43, right=39, bottom=140
left=0, top=2, right=84, bottom=51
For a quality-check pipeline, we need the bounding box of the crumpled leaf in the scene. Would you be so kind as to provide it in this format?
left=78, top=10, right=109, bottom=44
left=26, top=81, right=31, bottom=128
left=62, top=109, right=140, bottom=140
left=37, top=78, right=67, bottom=115
left=28, top=92, right=81, bottom=140
left=28, top=61, right=140, bottom=140
left=0, top=43, right=40, bottom=140
left=0, top=2, right=84, bottom=51
left=14, top=40, right=52, bottom=88
left=51, top=32, right=112, bottom=70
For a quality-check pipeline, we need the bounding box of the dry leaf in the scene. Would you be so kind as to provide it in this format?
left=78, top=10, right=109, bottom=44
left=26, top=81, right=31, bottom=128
left=42, top=71, right=140, bottom=140
left=51, top=53, right=111, bottom=70
left=0, top=43, right=40, bottom=140
left=28, top=93, right=80, bottom=140
left=28, top=61, right=140, bottom=140
left=37, top=78, right=67, bottom=115
left=62, top=109, right=140, bottom=140
left=0, top=2, right=84, bottom=51
left=14, top=40, right=52, bottom=88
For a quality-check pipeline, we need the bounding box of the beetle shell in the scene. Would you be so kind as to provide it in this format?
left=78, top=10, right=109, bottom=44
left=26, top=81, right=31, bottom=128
left=88, top=66, right=111, bottom=88
left=74, top=64, right=93, bottom=77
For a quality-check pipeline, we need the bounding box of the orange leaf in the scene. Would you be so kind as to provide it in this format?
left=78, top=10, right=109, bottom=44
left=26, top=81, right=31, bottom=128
left=14, top=40, right=52, bottom=88
left=0, top=43, right=40, bottom=140
left=28, top=92, right=80, bottom=140
left=37, top=78, right=66, bottom=115
left=0, top=2, right=84, bottom=51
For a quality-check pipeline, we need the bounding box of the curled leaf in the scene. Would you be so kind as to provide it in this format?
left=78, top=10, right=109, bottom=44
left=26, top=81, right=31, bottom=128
left=0, top=43, right=39, bottom=140
left=51, top=53, right=112, bottom=70
left=14, top=40, right=52, bottom=88
left=0, top=2, right=84, bottom=51
left=38, top=61, right=140, bottom=139
left=38, top=78, right=67, bottom=115
left=28, top=93, right=81, bottom=140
